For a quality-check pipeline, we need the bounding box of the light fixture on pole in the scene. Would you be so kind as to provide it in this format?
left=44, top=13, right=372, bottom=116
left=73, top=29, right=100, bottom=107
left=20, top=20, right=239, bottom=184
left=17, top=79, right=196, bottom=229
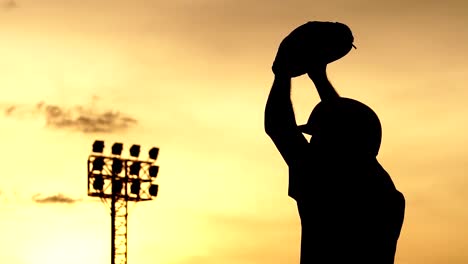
left=129, top=144, right=140, bottom=158
left=129, top=162, right=141, bottom=176
left=149, top=165, right=159, bottom=178
left=149, top=147, right=159, bottom=160
left=112, top=158, right=123, bottom=174
left=87, top=141, right=162, bottom=264
left=130, top=179, right=141, bottom=195
left=92, top=157, right=105, bottom=172
left=93, top=140, right=105, bottom=153
left=149, top=184, right=159, bottom=197
left=111, top=143, right=123, bottom=156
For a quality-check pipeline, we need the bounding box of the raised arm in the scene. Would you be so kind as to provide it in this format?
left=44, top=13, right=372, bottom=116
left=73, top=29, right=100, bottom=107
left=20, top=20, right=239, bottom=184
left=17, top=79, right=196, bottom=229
left=264, top=74, right=308, bottom=166
left=264, top=21, right=344, bottom=165
left=307, top=65, right=340, bottom=102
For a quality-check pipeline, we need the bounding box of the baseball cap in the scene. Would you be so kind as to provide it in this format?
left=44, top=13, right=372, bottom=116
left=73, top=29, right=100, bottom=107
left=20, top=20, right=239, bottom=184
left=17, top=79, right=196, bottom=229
left=299, top=98, right=382, bottom=156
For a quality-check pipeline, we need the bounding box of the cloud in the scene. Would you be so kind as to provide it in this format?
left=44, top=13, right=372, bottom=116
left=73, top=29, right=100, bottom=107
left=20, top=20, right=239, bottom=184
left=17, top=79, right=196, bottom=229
left=2, top=0, right=17, bottom=10
left=3, top=100, right=138, bottom=134
left=32, top=193, right=81, bottom=204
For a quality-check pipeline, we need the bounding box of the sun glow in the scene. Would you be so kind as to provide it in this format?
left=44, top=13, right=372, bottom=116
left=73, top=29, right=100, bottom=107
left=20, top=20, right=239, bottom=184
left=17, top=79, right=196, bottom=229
left=23, top=229, right=107, bottom=264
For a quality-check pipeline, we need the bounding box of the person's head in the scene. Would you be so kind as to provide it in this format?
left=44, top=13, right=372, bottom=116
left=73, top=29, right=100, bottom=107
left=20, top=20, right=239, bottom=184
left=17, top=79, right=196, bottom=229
left=299, top=98, right=382, bottom=157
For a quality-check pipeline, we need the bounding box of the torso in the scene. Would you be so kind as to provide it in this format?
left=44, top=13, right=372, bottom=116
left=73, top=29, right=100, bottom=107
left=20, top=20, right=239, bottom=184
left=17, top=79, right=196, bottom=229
left=289, top=151, right=405, bottom=264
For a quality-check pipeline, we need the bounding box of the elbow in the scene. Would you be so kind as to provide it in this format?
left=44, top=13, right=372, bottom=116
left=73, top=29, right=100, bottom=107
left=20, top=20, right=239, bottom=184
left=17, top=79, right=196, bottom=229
left=265, top=121, right=282, bottom=139
left=264, top=118, right=276, bottom=136
left=264, top=125, right=272, bottom=136
left=265, top=127, right=274, bottom=138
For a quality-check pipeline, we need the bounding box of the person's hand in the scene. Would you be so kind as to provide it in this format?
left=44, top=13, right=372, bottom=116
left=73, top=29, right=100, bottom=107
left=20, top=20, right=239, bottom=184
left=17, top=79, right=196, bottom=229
left=272, top=23, right=313, bottom=78
left=272, top=21, right=356, bottom=78
left=271, top=42, right=301, bottom=78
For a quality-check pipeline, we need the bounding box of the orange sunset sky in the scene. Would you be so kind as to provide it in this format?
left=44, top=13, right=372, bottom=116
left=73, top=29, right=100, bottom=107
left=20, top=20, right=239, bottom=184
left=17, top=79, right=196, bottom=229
left=1, top=0, right=468, bottom=263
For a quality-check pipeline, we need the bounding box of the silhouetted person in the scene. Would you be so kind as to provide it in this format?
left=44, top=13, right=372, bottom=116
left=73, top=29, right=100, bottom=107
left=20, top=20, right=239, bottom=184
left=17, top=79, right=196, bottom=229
left=265, top=22, right=405, bottom=263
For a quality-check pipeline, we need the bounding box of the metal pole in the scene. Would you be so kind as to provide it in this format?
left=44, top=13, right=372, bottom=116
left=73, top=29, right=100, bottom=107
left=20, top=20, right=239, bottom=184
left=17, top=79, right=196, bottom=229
left=87, top=143, right=160, bottom=264
left=111, top=173, right=116, bottom=264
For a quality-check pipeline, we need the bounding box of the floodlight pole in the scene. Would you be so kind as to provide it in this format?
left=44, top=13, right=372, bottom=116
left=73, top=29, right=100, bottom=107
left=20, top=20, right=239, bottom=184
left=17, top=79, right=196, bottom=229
left=110, top=174, right=129, bottom=264
left=111, top=189, right=117, bottom=264
left=87, top=143, right=160, bottom=264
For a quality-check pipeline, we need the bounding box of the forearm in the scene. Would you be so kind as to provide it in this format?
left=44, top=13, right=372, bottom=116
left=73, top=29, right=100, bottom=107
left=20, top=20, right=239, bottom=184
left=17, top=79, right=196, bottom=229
left=314, top=78, right=339, bottom=101
left=308, top=67, right=340, bottom=101
left=264, top=75, right=297, bottom=135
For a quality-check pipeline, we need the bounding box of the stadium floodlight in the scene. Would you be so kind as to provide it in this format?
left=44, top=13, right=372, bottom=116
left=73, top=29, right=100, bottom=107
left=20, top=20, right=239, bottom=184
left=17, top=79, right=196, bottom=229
left=129, top=162, right=141, bottom=176
left=92, top=157, right=105, bottom=171
left=93, top=175, right=104, bottom=191
left=111, top=143, right=123, bottom=156
left=112, top=179, right=123, bottom=194
left=92, top=140, right=105, bottom=153
left=130, top=180, right=141, bottom=195
left=87, top=140, right=162, bottom=264
left=112, top=158, right=123, bottom=174
left=129, top=145, right=141, bottom=158
left=148, top=147, right=159, bottom=160
left=149, top=165, right=159, bottom=178
left=149, top=184, right=159, bottom=197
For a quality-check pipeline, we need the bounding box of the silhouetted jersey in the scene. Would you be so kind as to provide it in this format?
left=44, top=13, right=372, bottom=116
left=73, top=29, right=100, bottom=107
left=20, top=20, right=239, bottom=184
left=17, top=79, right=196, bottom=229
left=289, top=145, right=405, bottom=264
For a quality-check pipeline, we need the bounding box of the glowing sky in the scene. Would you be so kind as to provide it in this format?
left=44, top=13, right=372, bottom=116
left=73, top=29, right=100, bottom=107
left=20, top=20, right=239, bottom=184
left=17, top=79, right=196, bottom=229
left=1, top=0, right=468, bottom=263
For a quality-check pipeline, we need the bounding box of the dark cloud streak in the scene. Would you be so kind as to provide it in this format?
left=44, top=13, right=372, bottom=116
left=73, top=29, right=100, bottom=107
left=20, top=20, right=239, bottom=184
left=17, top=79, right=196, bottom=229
left=32, top=193, right=80, bottom=204
left=2, top=0, right=17, bottom=10
left=3, top=100, right=138, bottom=134
left=42, top=104, right=137, bottom=133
